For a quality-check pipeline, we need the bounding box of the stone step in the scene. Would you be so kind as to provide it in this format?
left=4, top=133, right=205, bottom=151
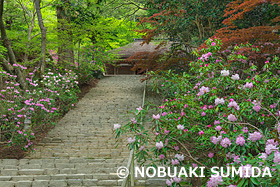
left=0, top=179, right=122, bottom=187
left=0, top=176, right=166, bottom=186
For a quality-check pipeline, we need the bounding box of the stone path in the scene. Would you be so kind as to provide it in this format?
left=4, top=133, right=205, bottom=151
left=0, top=75, right=157, bottom=187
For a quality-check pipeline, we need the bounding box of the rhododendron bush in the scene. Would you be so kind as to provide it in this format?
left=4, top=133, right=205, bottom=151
left=115, top=39, right=280, bottom=186
left=0, top=66, right=79, bottom=151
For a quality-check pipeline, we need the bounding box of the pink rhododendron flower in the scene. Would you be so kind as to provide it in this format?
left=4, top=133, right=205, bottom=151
left=166, top=179, right=173, bottom=186
left=273, top=152, right=280, bottom=164
left=252, top=100, right=261, bottom=112
left=242, top=127, right=248, bottom=133
left=265, top=143, right=278, bottom=155
left=131, top=118, right=137, bottom=124
left=191, top=163, right=197, bottom=168
left=156, top=141, right=164, bottom=149
left=266, top=139, right=279, bottom=146
left=215, top=126, right=222, bottom=131
left=199, top=131, right=205, bottom=135
left=173, top=177, right=181, bottom=183
left=236, top=136, right=245, bottom=146
left=248, top=131, right=262, bottom=142
left=221, top=137, right=231, bottom=148
left=200, top=52, right=212, bottom=61
left=211, top=136, right=222, bottom=144
left=153, top=114, right=160, bottom=120
left=228, top=101, right=240, bottom=110
left=239, top=164, right=253, bottom=178
left=139, top=146, right=145, bottom=151
left=207, top=175, right=223, bottom=187
left=211, top=42, right=216, bottom=46
left=128, top=137, right=135, bottom=144
left=228, top=114, right=237, bottom=122
left=214, top=120, right=220, bottom=125
left=171, top=159, right=179, bottom=165
left=201, top=112, right=206, bottom=116
left=208, top=152, right=214, bottom=158
left=159, top=154, right=165, bottom=159
left=164, top=129, right=170, bottom=134
left=198, top=86, right=210, bottom=96
left=253, top=105, right=261, bottom=112
left=243, top=82, right=253, bottom=88
left=162, top=112, right=167, bottom=116
left=258, top=153, right=267, bottom=160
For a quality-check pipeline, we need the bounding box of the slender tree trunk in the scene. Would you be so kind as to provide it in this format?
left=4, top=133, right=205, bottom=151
left=208, top=17, right=213, bottom=35
left=0, top=56, right=14, bottom=73
left=35, top=0, right=47, bottom=76
left=0, top=0, right=27, bottom=89
left=56, top=2, right=74, bottom=65
left=24, top=6, right=36, bottom=63
left=195, top=15, right=202, bottom=39
left=0, top=70, right=2, bottom=89
left=56, top=5, right=64, bottom=63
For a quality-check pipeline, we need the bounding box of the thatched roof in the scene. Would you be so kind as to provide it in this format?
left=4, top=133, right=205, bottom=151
left=110, top=40, right=170, bottom=59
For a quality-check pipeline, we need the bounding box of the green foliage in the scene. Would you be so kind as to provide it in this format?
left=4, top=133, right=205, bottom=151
left=76, top=45, right=108, bottom=83
left=141, top=0, right=231, bottom=47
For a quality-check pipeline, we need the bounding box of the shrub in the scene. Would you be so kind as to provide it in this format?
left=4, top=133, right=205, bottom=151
left=115, top=38, right=280, bottom=186
left=0, top=65, right=79, bottom=151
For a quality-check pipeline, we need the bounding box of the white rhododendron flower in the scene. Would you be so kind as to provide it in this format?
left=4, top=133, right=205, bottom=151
left=175, top=154, right=185, bottom=161
left=221, top=70, right=230, bottom=76
left=215, top=98, right=225, bottom=105
left=156, top=141, right=164, bottom=149
left=231, top=74, right=240, bottom=80
left=113, top=124, right=121, bottom=130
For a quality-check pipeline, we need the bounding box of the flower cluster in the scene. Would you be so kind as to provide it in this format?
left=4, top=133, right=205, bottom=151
left=0, top=67, right=80, bottom=150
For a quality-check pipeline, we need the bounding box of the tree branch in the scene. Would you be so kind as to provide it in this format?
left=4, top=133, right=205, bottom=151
left=172, top=137, right=209, bottom=169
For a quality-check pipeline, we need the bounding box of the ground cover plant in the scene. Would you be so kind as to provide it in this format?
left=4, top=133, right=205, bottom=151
left=115, top=39, right=280, bottom=186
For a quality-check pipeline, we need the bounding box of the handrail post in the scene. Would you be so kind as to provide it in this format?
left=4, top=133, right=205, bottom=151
left=130, top=151, right=134, bottom=186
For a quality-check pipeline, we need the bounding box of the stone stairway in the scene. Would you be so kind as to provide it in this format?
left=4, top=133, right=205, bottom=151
left=0, top=75, right=155, bottom=187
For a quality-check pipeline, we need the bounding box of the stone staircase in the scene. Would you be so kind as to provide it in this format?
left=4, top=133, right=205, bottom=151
left=0, top=158, right=127, bottom=187
left=0, top=75, right=162, bottom=187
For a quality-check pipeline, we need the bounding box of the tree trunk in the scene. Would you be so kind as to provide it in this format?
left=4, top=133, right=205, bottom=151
left=56, top=2, right=74, bottom=65
left=0, top=0, right=27, bottom=90
left=0, top=56, right=14, bottom=73
left=35, top=0, right=47, bottom=76
left=24, top=6, right=36, bottom=63
left=195, top=15, right=202, bottom=39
